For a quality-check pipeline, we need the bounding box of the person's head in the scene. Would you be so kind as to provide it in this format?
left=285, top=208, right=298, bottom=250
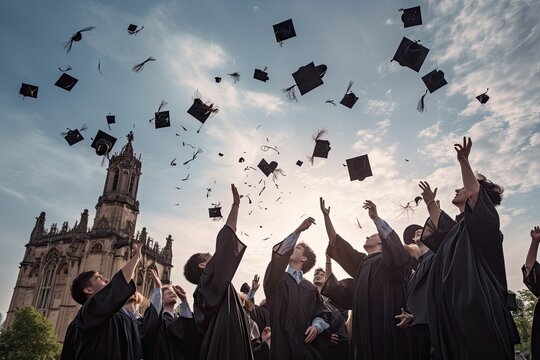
left=125, top=291, right=144, bottom=311
left=71, top=270, right=109, bottom=305
left=240, top=283, right=251, bottom=295
left=184, top=252, right=212, bottom=285
left=452, top=173, right=504, bottom=208
left=312, top=267, right=326, bottom=287
left=289, top=242, right=316, bottom=273
left=363, top=233, right=382, bottom=253
left=161, top=285, right=178, bottom=306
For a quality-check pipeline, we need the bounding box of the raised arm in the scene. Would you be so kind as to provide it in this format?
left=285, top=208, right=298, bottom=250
left=419, top=181, right=441, bottom=227
left=525, top=226, right=540, bottom=277
left=225, top=184, right=241, bottom=233
left=320, top=197, right=337, bottom=247
left=454, top=137, right=480, bottom=209
left=325, top=254, right=333, bottom=280
left=122, top=241, right=142, bottom=283
left=149, top=268, right=163, bottom=313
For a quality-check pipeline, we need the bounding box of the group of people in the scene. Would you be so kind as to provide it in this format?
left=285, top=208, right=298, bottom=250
left=59, top=137, right=538, bottom=359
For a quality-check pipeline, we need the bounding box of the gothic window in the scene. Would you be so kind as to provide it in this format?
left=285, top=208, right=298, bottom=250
left=143, top=268, right=157, bottom=299
left=36, top=261, right=56, bottom=311
left=112, top=169, right=120, bottom=191
left=128, top=173, right=136, bottom=195
left=90, top=243, right=103, bottom=253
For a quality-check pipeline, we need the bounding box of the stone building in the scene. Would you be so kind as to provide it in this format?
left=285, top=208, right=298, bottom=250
left=4, top=132, right=174, bottom=342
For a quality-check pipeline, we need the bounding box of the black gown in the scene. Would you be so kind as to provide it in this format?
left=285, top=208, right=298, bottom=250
left=263, top=240, right=329, bottom=360
left=60, top=271, right=140, bottom=360
left=523, top=261, right=540, bottom=359
left=322, top=230, right=411, bottom=360
left=423, top=186, right=519, bottom=359
left=193, top=225, right=253, bottom=360
left=321, top=296, right=349, bottom=359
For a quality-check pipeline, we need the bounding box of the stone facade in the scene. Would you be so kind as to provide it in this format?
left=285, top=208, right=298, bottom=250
left=4, top=132, right=174, bottom=342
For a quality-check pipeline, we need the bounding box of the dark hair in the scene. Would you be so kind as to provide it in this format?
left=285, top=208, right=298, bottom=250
left=298, top=242, right=316, bottom=273
left=184, top=253, right=204, bottom=285
left=71, top=270, right=97, bottom=305
left=313, top=267, right=325, bottom=275
left=477, top=173, right=504, bottom=206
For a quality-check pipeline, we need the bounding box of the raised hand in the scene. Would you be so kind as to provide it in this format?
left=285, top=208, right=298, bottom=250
left=296, top=217, right=316, bottom=233
left=173, top=284, right=188, bottom=303
left=319, top=197, right=331, bottom=217
left=150, top=268, right=162, bottom=288
left=531, top=226, right=540, bottom=243
left=132, top=241, right=143, bottom=258
left=231, top=183, right=241, bottom=206
left=419, top=181, right=438, bottom=205
left=394, top=308, right=414, bottom=328
left=454, top=136, right=472, bottom=162
left=363, top=200, right=378, bottom=220
left=252, top=274, right=260, bottom=292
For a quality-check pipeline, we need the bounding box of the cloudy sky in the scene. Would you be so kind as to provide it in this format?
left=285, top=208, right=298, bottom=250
left=0, top=0, right=539, bottom=316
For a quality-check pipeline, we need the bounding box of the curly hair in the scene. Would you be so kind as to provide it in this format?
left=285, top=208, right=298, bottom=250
left=298, top=242, right=317, bottom=273
left=477, top=173, right=504, bottom=206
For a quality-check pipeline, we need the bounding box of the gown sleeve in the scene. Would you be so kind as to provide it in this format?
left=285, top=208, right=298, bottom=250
left=326, top=234, right=367, bottom=278
left=465, top=186, right=501, bottom=246
left=263, top=239, right=294, bottom=298
left=420, top=211, right=457, bottom=253
left=321, top=273, right=354, bottom=310
left=523, top=261, right=540, bottom=298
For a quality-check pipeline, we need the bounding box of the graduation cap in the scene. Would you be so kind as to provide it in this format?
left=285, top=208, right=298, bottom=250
left=91, top=130, right=117, bottom=156
left=340, top=81, right=359, bottom=109
left=284, top=62, right=327, bottom=101
left=254, top=67, right=270, bottom=82
left=187, top=95, right=219, bottom=132
left=345, top=154, right=372, bottom=181
left=309, top=129, right=331, bottom=164
left=215, top=77, right=222, bottom=83
left=19, top=83, right=39, bottom=98
left=273, top=19, right=296, bottom=45
left=400, top=6, right=422, bottom=28
left=403, top=224, right=423, bottom=245
left=54, top=73, right=78, bottom=91
left=127, top=24, right=144, bottom=35
left=209, top=205, right=223, bottom=221
left=61, top=125, right=87, bottom=146
left=258, top=159, right=278, bottom=177
left=296, top=160, right=303, bottom=167
left=391, top=37, right=429, bottom=72
left=106, top=114, right=115, bottom=125
left=476, top=88, right=490, bottom=104
left=132, top=57, right=156, bottom=73
left=417, top=69, right=448, bottom=112
left=240, top=283, right=251, bottom=294
left=150, top=100, right=170, bottom=128
left=64, top=26, right=96, bottom=53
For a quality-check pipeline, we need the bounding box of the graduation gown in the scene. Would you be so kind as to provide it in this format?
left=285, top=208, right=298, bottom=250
left=249, top=303, right=270, bottom=336
left=523, top=261, right=540, bottom=359
left=193, top=225, right=253, bottom=360
left=322, top=230, right=411, bottom=360
left=263, top=240, right=329, bottom=360
left=60, top=271, right=141, bottom=360
left=321, top=296, right=349, bottom=359
left=423, top=187, right=519, bottom=359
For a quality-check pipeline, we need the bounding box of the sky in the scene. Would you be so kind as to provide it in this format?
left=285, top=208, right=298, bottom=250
left=0, top=0, right=539, bottom=317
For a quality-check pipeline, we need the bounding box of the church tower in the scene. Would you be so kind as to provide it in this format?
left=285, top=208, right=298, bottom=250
left=5, top=132, right=174, bottom=342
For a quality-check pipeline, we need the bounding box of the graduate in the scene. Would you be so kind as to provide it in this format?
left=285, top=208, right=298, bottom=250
left=522, top=225, right=540, bottom=359
left=183, top=184, right=253, bottom=360
left=60, top=242, right=143, bottom=360
left=263, top=217, right=330, bottom=360
left=320, top=198, right=411, bottom=360
left=420, top=137, right=519, bottom=359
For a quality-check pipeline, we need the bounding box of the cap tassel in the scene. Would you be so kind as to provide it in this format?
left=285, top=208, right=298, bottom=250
left=325, top=100, right=337, bottom=106
left=132, top=57, right=156, bottom=73
left=272, top=168, right=286, bottom=182
left=308, top=128, right=328, bottom=165
left=417, top=90, right=428, bottom=112
left=58, top=66, right=73, bottom=73
left=345, top=81, right=354, bottom=95
left=98, top=59, right=104, bottom=75
left=228, top=72, right=240, bottom=84
left=276, top=31, right=284, bottom=47
left=282, top=85, right=298, bottom=102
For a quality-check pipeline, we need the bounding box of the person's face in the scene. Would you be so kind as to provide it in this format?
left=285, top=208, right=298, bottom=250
left=162, top=287, right=178, bottom=305
left=84, top=272, right=109, bottom=297
left=413, top=228, right=423, bottom=244
left=198, top=252, right=213, bottom=269
left=364, top=233, right=381, bottom=248
left=289, top=244, right=307, bottom=264
left=452, top=187, right=468, bottom=206
left=313, top=270, right=325, bottom=286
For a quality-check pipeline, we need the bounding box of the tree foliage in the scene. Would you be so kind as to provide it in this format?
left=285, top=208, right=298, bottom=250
left=513, top=288, right=537, bottom=355
left=0, top=307, right=61, bottom=360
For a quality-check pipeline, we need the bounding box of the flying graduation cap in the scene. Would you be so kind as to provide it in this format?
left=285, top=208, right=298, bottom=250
left=187, top=92, right=219, bottom=132
left=209, top=204, right=223, bottom=221
left=400, top=6, right=423, bottom=28
left=258, top=159, right=278, bottom=177
left=55, top=72, right=78, bottom=92
left=417, top=69, right=448, bottom=112
left=19, top=83, right=39, bottom=98
left=150, top=100, right=170, bottom=128
left=91, top=130, right=117, bottom=156
left=391, top=37, right=429, bottom=72
left=273, top=19, right=296, bottom=45
left=476, top=88, right=490, bottom=104
left=283, top=62, right=327, bottom=101
left=340, top=81, right=359, bottom=109
left=64, top=26, right=96, bottom=53
left=106, top=114, right=115, bottom=130
left=346, top=154, right=373, bottom=181
left=254, top=67, right=270, bottom=82
left=62, top=125, right=87, bottom=146
left=309, top=129, right=331, bottom=165
left=127, top=24, right=144, bottom=35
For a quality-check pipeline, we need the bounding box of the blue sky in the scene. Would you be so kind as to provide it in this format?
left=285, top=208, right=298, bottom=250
left=0, top=0, right=539, bottom=317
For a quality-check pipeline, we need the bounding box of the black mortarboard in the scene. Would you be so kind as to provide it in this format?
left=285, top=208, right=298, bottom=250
left=340, top=81, right=359, bottom=109
left=254, top=67, right=270, bottom=82
left=187, top=98, right=219, bottom=132
left=292, top=62, right=327, bottom=96
left=19, top=83, right=39, bottom=98
left=239, top=157, right=245, bottom=163
left=127, top=24, right=144, bottom=35
left=154, top=111, right=170, bottom=128
left=54, top=73, right=78, bottom=91
left=64, top=26, right=96, bottom=53
left=273, top=19, right=296, bottom=44
left=215, top=77, right=222, bottom=83
left=403, top=224, right=423, bottom=245
left=309, top=129, right=331, bottom=164
left=296, top=160, right=303, bottom=167
left=240, top=283, right=251, bottom=294
left=209, top=206, right=222, bottom=219
left=345, top=154, right=372, bottom=181
left=91, top=130, right=117, bottom=156
left=422, top=69, right=448, bottom=93
left=62, top=128, right=85, bottom=146
left=258, top=159, right=278, bottom=177
left=391, top=37, right=429, bottom=72
left=106, top=114, right=115, bottom=125
left=476, top=88, right=490, bottom=104
left=400, top=6, right=422, bottom=28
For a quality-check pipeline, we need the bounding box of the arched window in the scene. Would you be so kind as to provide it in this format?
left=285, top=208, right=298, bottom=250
left=128, top=173, right=136, bottom=195
left=143, top=269, right=157, bottom=299
left=112, top=169, right=120, bottom=191
left=90, top=243, right=103, bottom=253
left=36, top=261, right=56, bottom=311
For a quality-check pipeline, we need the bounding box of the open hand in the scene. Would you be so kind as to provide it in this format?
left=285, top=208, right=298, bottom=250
left=252, top=274, right=260, bottom=292
left=132, top=241, right=143, bottom=258
left=363, top=200, right=378, bottom=220
left=296, top=217, right=316, bottom=233
left=304, top=325, right=318, bottom=343
left=419, top=181, right=438, bottom=204
left=173, top=284, right=187, bottom=303
left=261, top=326, right=271, bottom=346
left=320, top=197, right=331, bottom=217
left=454, top=137, right=472, bottom=162
left=150, top=268, right=162, bottom=288
left=394, top=308, right=414, bottom=328
left=531, top=226, right=540, bottom=243
left=231, top=184, right=241, bottom=206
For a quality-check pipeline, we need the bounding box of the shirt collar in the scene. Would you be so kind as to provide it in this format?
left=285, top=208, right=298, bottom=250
left=286, top=266, right=303, bottom=278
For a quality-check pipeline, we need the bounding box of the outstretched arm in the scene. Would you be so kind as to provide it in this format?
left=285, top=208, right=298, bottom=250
left=325, top=254, right=333, bottom=280
left=525, top=226, right=540, bottom=277
left=225, top=184, right=241, bottom=233
left=455, top=137, right=480, bottom=209
left=320, top=197, right=337, bottom=247
left=419, top=181, right=441, bottom=227
left=122, top=241, right=142, bottom=283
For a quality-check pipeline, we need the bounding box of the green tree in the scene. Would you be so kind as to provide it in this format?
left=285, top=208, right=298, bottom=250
left=0, top=307, right=61, bottom=360
left=513, top=288, right=537, bottom=355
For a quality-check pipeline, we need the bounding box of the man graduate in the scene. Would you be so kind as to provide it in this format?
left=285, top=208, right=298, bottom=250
left=420, top=137, right=519, bottom=359
left=522, top=225, right=540, bottom=359
left=320, top=198, right=411, bottom=360
left=263, top=217, right=330, bottom=360
left=60, top=241, right=143, bottom=360
left=183, top=184, right=254, bottom=360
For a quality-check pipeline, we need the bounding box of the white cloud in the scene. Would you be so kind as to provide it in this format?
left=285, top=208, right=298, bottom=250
left=364, top=99, right=397, bottom=117
left=418, top=120, right=442, bottom=138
